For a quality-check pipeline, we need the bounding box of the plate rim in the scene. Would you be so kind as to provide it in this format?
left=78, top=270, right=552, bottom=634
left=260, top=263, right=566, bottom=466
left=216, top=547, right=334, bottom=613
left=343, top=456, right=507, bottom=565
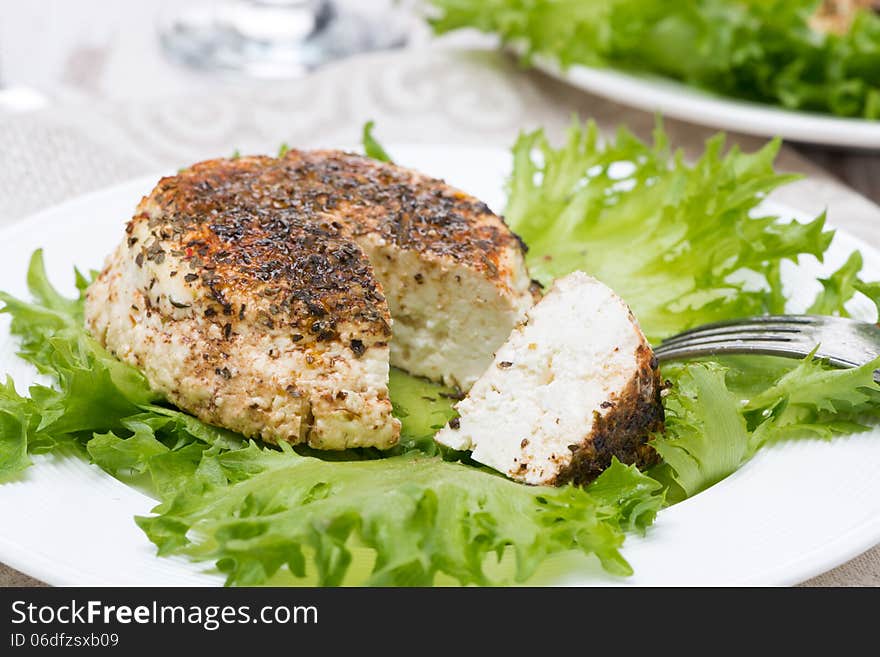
left=525, top=51, right=880, bottom=150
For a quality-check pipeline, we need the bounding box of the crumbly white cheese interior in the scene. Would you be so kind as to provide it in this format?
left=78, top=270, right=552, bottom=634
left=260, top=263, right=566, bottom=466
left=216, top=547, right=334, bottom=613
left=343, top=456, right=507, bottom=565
left=361, top=237, right=534, bottom=390
left=435, top=271, right=648, bottom=485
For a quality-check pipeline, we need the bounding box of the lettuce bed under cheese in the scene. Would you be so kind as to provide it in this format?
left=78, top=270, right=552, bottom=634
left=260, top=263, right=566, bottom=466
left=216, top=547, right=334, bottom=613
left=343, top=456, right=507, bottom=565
left=429, top=0, right=880, bottom=120
left=2, top=121, right=880, bottom=585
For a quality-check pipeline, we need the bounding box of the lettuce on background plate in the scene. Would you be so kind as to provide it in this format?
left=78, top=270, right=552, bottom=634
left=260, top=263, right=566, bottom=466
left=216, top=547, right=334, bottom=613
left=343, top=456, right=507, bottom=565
left=429, top=0, right=880, bottom=120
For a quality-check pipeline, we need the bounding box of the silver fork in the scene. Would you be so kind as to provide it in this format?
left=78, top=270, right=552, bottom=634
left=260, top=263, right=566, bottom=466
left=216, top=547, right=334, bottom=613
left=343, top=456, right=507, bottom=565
left=654, top=315, right=880, bottom=370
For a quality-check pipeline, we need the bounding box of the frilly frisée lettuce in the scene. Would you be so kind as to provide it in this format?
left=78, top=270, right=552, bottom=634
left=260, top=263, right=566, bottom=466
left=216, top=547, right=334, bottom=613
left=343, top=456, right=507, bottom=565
left=428, top=0, right=880, bottom=119
left=2, top=121, right=880, bottom=585
left=0, top=251, right=664, bottom=585
left=136, top=446, right=663, bottom=585
left=504, top=119, right=853, bottom=341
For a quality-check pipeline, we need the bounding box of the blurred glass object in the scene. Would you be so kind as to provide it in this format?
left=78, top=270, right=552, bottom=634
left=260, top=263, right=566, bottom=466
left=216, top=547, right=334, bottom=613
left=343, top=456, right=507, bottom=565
left=158, top=0, right=409, bottom=78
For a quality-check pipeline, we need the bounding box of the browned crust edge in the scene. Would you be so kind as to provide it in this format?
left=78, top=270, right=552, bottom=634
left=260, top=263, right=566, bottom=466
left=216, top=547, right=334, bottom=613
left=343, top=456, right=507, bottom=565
left=553, top=343, right=664, bottom=487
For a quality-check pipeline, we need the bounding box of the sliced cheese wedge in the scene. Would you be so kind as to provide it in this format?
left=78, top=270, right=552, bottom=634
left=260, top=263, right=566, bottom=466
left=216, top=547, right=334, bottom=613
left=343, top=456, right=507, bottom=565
left=435, top=271, right=664, bottom=485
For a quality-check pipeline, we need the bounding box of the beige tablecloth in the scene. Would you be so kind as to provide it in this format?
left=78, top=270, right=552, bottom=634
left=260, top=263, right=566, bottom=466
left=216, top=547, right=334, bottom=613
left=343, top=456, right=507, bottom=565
left=1, top=47, right=878, bottom=586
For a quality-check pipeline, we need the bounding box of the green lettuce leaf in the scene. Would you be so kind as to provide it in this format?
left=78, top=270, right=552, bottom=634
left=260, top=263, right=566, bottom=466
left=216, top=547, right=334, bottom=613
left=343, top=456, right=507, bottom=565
left=649, top=355, right=880, bottom=499
left=0, top=252, right=225, bottom=476
left=0, top=378, right=33, bottom=479
left=0, top=251, right=662, bottom=585
left=0, top=252, right=158, bottom=438
left=3, top=121, right=880, bottom=585
left=501, top=118, right=880, bottom=499
left=745, top=353, right=880, bottom=445
left=650, top=363, right=749, bottom=498
left=87, top=420, right=171, bottom=477
left=429, top=0, right=880, bottom=119
left=362, top=120, right=393, bottom=163
left=586, top=458, right=665, bottom=534
left=503, top=118, right=878, bottom=341
left=808, top=251, right=880, bottom=316
left=137, top=445, right=666, bottom=586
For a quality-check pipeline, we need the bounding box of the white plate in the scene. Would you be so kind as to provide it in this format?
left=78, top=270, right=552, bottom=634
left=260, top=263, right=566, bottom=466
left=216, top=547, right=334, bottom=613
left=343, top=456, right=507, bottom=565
left=527, top=53, right=880, bottom=150
left=1, top=145, right=880, bottom=586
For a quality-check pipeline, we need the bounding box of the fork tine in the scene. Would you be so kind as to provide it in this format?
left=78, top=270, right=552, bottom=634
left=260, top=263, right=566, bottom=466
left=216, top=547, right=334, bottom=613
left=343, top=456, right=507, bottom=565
left=654, top=339, right=822, bottom=364
left=655, top=340, right=864, bottom=368
left=654, top=314, right=880, bottom=369
left=659, top=332, right=813, bottom=350
left=658, top=323, right=806, bottom=348
left=669, top=315, right=817, bottom=339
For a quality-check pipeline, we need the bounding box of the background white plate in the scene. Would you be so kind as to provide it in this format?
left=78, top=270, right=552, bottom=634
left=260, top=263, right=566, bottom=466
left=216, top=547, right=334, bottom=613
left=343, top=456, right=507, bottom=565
left=1, top=145, right=880, bottom=586
left=527, top=53, right=880, bottom=150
